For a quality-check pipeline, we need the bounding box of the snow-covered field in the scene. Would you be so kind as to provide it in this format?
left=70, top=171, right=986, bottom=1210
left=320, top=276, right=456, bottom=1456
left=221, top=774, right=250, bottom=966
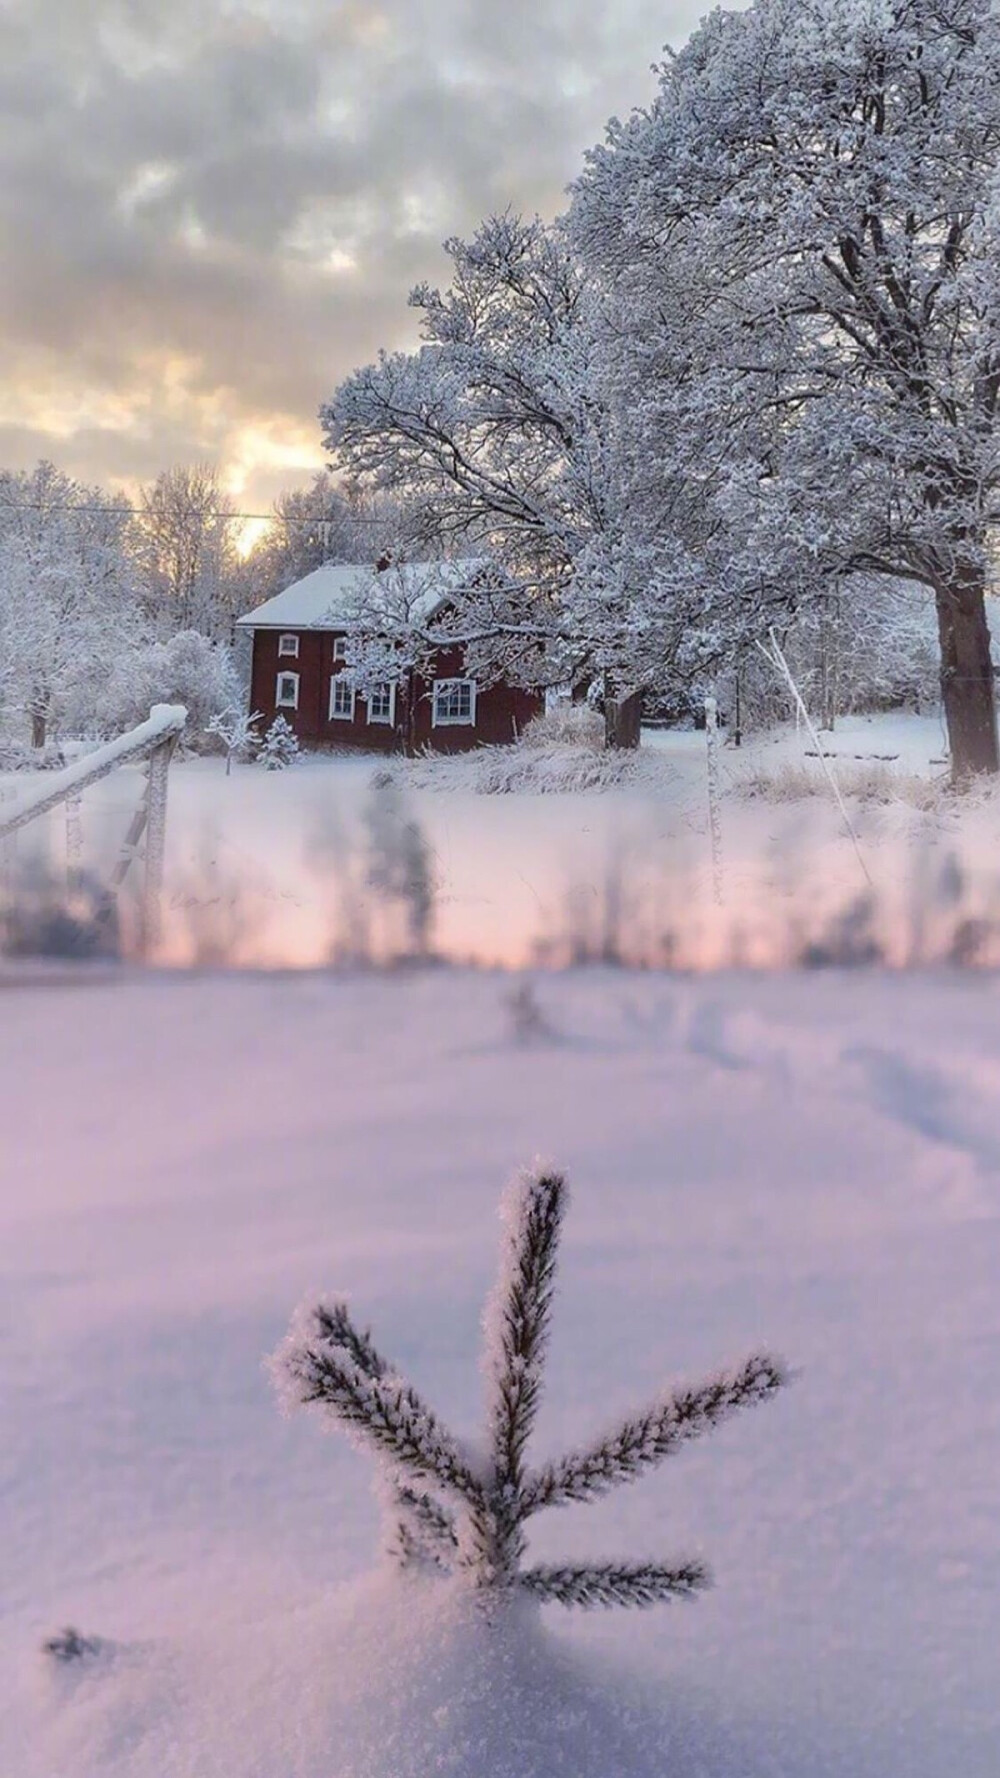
left=5, top=710, right=1000, bottom=969
left=3, top=964, right=1000, bottom=1776
left=4, top=715, right=1000, bottom=1774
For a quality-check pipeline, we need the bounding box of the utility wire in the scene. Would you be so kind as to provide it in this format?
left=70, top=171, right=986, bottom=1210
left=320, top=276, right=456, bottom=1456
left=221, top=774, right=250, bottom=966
left=0, top=501, right=387, bottom=525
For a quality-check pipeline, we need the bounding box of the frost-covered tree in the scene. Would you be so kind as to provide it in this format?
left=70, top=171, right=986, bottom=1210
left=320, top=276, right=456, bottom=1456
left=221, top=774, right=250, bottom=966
left=134, top=464, right=243, bottom=642
left=739, top=575, right=941, bottom=730
left=274, top=1166, right=788, bottom=1610
left=323, top=215, right=648, bottom=739
left=243, top=473, right=395, bottom=606
left=571, top=0, right=1000, bottom=778
left=0, top=461, right=143, bottom=748
left=103, top=629, right=241, bottom=742
left=206, top=703, right=262, bottom=774
left=258, top=714, right=300, bottom=770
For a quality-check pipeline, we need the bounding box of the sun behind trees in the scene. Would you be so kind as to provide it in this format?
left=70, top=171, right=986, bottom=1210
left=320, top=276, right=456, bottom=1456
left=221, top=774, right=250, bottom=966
left=273, top=1166, right=788, bottom=1610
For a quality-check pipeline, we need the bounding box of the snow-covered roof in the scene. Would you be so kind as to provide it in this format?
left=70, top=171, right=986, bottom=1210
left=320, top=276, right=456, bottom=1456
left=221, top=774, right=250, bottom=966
left=236, top=559, right=487, bottom=631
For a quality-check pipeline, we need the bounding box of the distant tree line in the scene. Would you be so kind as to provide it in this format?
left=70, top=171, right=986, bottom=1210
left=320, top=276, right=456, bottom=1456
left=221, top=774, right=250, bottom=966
left=0, top=460, right=395, bottom=752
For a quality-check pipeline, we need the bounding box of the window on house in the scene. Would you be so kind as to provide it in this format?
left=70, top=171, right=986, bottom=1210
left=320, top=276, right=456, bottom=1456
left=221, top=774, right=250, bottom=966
left=329, top=674, right=356, bottom=721
left=432, top=678, right=476, bottom=726
left=278, top=633, right=299, bottom=658
left=332, top=637, right=348, bottom=662
left=276, top=671, right=299, bottom=709
left=367, top=683, right=395, bottom=725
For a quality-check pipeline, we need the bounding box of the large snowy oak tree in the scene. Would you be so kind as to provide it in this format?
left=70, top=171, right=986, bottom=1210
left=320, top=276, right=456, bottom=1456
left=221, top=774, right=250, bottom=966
left=322, top=215, right=642, bottom=727
left=572, top=0, right=1000, bottom=777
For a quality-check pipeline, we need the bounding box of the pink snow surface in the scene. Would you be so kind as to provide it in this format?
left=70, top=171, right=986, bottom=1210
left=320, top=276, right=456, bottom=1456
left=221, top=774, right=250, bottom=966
left=2, top=966, right=999, bottom=1775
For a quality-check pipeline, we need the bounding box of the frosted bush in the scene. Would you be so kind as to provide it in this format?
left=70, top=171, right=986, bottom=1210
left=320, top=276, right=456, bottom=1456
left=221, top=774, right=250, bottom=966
left=412, top=743, right=642, bottom=795
left=737, top=759, right=950, bottom=809
left=103, top=631, right=240, bottom=743
left=476, top=745, right=639, bottom=794
left=520, top=704, right=605, bottom=752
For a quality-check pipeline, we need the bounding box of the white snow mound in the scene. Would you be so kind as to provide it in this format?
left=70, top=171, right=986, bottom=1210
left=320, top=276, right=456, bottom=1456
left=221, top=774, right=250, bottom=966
left=13, top=1571, right=677, bottom=1778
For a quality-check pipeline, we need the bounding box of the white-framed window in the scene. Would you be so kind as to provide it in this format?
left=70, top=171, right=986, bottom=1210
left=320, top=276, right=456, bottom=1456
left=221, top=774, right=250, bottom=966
left=278, top=633, right=299, bottom=658
left=432, top=678, right=477, bottom=727
left=332, top=637, right=348, bottom=662
left=329, top=674, right=356, bottom=721
left=276, top=671, right=299, bottom=709
left=367, top=683, right=396, bottom=726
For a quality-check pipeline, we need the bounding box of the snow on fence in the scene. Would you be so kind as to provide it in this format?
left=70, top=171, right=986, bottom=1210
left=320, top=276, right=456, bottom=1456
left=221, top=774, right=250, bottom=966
left=0, top=704, right=187, bottom=954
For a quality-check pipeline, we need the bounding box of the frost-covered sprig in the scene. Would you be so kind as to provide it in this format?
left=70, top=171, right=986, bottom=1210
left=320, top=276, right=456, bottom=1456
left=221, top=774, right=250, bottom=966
left=485, top=1169, right=566, bottom=1491
left=476, top=1168, right=567, bottom=1578
left=303, top=1301, right=463, bottom=1560
left=520, top=1352, right=787, bottom=1513
left=386, top=1482, right=461, bottom=1572
left=273, top=1163, right=790, bottom=1611
left=277, top=1306, right=483, bottom=1507
left=521, top=1559, right=709, bottom=1609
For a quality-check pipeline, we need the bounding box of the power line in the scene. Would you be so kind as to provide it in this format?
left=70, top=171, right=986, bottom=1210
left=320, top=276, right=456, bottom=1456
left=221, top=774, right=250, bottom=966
left=0, top=501, right=388, bottom=526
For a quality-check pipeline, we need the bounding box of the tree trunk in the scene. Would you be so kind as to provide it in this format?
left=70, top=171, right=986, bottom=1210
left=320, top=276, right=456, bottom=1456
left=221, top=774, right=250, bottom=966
left=31, top=707, right=47, bottom=750
left=934, top=565, right=999, bottom=781
left=604, top=689, right=642, bottom=751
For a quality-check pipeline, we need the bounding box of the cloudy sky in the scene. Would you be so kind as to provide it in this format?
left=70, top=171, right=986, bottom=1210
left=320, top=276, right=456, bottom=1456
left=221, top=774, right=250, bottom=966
left=1, top=0, right=717, bottom=519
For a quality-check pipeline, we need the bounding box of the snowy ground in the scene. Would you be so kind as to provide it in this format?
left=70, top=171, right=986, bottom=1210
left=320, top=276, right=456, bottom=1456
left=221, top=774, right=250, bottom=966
left=5, top=709, right=1000, bottom=968
left=3, top=965, right=1000, bottom=1775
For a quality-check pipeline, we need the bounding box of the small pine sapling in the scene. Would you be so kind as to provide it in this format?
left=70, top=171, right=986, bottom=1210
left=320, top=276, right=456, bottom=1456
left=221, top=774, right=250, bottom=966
left=42, top=1626, right=105, bottom=1664
left=503, top=979, right=554, bottom=1044
left=273, top=1166, right=789, bottom=1611
left=258, top=714, right=300, bottom=771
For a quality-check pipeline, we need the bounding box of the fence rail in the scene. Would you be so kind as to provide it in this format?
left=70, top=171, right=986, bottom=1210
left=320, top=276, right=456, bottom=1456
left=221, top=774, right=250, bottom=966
left=0, top=704, right=187, bottom=953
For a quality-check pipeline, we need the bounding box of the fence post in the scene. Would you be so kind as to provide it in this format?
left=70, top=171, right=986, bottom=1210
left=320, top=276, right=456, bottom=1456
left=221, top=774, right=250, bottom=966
left=141, top=735, right=175, bottom=955
left=705, top=694, right=724, bottom=907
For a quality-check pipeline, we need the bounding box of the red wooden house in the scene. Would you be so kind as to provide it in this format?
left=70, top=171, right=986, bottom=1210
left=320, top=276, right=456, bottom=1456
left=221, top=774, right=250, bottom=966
left=236, top=559, right=543, bottom=755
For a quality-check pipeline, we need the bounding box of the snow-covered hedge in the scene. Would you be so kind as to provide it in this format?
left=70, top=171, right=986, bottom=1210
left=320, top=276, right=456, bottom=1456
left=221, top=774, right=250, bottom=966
left=520, top=704, right=605, bottom=752
left=411, top=701, right=643, bottom=794
left=412, top=741, right=642, bottom=795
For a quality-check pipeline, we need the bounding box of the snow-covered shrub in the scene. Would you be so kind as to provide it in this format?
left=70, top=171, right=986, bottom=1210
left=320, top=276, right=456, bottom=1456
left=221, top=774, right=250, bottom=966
left=737, top=759, right=948, bottom=810
left=103, top=630, right=241, bottom=743
left=478, top=744, right=640, bottom=793
left=412, top=742, right=643, bottom=795
left=0, top=736, right=67, bottom=771
left=520, top=704, right=605, bottom=752
left=408, top=699, right=648, bottom=793
left=257, top=715, right=300, bottom=771
left=274, top=1165, right=788, bottom=1610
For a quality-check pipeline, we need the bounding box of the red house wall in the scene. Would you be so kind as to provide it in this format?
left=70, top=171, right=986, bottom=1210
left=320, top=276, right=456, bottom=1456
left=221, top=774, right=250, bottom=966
left=249, top=630, right=542, bottom=754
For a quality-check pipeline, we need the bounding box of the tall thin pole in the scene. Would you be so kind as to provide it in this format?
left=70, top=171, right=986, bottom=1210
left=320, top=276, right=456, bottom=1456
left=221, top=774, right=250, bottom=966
left=141, top=736, right=175, bottom=955
left=704, top=694, right=724, bottom=906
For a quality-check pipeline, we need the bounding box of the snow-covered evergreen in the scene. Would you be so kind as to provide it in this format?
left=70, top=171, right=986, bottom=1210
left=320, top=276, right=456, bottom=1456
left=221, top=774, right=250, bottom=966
left=275, top=1165, right=787, bottom=1610
left=257, top=714, right=300, bottom=771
